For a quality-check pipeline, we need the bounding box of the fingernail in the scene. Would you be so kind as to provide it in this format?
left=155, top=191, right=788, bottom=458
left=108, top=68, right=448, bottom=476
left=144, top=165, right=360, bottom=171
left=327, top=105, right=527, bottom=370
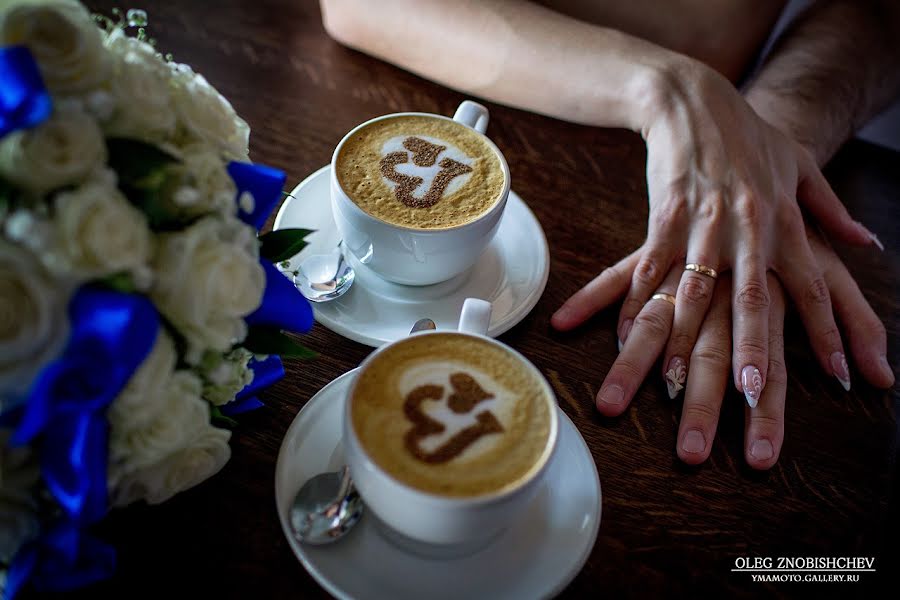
left=829, top=351, right=851, bottom=391
left=665, top=357, right=686, bottom=399
left=620, top=319, right=633, bottom=344
left=598, top=384, right=625, bottom=409
left=617, top=338, right=623, bottom=353
left=857, top=222, right=884, bottom=251
left=879, top=354, right=894, bottom=384
left=681, top=429, right=706, bottom=454
left=741, top=365, right=763, bottom=408
left=750, top=438, right=774, bottom=461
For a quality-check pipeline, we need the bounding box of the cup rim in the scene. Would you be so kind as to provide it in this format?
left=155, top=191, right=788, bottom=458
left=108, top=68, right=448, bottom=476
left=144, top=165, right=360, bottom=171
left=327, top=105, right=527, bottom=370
left=330, top=111, right=511, bottom=234
left=344, top=329, right=559, bottom=508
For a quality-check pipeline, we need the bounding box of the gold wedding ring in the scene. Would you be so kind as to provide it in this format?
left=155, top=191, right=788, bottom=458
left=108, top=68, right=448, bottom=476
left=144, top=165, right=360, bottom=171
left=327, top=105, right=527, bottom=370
left=650, top=293, right=676, bottom=306
left=685, top=263, right=718, bottom=279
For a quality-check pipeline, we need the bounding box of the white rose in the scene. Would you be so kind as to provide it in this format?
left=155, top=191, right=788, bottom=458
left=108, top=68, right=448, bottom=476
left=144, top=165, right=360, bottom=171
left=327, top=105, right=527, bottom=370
left=150, top=217, right=264, bottom=362
left=170, top=64, right=250, bottom=160
left=0, top=0, right=111, bottom=94
left=176, top=143, right=238, bottom=215
left=0, top=109, right=107, bottom=194
left=0, top=240, right=69, bottom=402
left=106, top=329, right=177, bottom=431
left=0, top=430, right=41, bottom=564
left=197, top=347, right=254, bottom=406
left=110, top=424, right=231, bottom=506
left=103, top=31, right=176, bottom=142
left=50, top=178, right=152, bottom=279
left=108, top=367, right=210, bottom=480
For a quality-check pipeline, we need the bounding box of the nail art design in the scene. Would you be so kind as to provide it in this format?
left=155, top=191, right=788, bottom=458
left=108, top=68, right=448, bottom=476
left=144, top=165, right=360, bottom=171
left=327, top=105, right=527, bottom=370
left=665, top=357, right=686, bottom=399
left=741, top=365, right=762, bottom=408
left=830, top=351, right=851, bottom=391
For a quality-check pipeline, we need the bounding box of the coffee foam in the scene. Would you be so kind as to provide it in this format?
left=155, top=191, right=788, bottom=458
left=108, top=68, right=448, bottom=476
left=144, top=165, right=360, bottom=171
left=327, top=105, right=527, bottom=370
left=351, top=333, right=553, bottom=498
left=336, top=116, right=505, bottom=230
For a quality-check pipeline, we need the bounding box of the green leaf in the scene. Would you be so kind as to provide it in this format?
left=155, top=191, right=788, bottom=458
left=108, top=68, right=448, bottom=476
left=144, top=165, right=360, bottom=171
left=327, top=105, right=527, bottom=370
left=242, top=326, right=316, bottom=359
left=106, top=138, right=179, bottom=186
left=210, top=405, right=238, bottom=428
left=258, top=228, right=315, bottom=262
left=99, top=272, right=137, bottom=293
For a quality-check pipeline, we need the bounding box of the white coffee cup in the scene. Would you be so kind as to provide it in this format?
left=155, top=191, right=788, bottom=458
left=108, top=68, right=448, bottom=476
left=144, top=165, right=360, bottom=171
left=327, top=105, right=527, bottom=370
left=343, top=299, right=559, bottom=550
left=330, top=102, right=511, bottom=286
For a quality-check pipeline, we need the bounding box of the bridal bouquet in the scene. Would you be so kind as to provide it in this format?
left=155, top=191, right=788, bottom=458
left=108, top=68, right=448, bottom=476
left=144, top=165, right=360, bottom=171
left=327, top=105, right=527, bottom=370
left=0, top=1, right=314, bottom=596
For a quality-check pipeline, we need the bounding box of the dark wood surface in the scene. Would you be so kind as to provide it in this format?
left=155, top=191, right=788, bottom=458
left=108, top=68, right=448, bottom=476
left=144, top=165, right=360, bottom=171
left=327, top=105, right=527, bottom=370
left=43, top=1, right=899, bottom=598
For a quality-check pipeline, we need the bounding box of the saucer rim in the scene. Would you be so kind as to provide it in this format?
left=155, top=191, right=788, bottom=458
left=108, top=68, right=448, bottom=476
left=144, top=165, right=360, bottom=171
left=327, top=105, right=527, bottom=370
left=274, top=369, right=601, bottom=600
left=273, top=165, right=551, bottom=347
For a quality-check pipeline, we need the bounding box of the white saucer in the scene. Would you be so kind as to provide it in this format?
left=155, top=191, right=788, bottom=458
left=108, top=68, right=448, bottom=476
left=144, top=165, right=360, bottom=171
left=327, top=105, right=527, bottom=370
left=273, top=166, right=550, bottom=347
left=275, top=370, right=602, bottom=600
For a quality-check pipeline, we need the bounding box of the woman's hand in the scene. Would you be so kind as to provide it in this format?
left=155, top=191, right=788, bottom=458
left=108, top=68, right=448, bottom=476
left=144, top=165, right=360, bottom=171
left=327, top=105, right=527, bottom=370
left=551, top=230, right=893, bottom=468
left=559, top=57, right=879, bottom=405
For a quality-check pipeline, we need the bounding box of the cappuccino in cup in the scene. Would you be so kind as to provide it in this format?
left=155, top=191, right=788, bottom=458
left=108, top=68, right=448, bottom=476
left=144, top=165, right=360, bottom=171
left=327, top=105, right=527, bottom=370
left=350, top=332, right=554, bottom=498
left=335, top=115, right=506, bottom=230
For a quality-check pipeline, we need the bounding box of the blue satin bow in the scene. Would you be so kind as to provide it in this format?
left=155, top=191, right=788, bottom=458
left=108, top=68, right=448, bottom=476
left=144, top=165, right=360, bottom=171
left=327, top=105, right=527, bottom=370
left=7, top=287, right=159, bottom=596
left=0, top=46, right=52, bottom=137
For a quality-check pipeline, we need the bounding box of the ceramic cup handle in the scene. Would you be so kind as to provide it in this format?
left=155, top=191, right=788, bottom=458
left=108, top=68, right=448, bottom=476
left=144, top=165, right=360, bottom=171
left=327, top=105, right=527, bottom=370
left=453, top=100, right=489, bottom=134
left=458, top=298, right=492, bottom=336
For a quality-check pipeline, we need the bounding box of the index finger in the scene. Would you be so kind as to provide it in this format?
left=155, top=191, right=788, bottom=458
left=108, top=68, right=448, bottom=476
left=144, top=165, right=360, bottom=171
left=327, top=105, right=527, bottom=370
left=551, top=249, right=641, bottom=331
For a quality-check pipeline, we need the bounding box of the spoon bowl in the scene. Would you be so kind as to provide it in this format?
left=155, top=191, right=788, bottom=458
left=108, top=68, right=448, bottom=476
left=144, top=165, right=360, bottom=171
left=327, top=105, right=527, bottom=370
left=289, top=465, right=363, bottom=545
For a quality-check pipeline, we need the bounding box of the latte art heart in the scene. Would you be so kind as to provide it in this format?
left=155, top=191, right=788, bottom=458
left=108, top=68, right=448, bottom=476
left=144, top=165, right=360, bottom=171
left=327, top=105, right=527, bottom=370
left=335, top=115, right=505, bottom=229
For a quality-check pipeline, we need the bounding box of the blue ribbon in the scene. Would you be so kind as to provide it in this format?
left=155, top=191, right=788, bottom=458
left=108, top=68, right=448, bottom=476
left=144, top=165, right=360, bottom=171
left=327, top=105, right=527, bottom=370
left=7, top=287, right=158, bottom=597
left=227, top=161, right=287, bottom=230
left=7, top=522, right=115, bottom=597
left=0, top=46, right=52, bottom=137
left=246, top=259, right=313, bottom=334
left=221, top=355, right=285, bottom=416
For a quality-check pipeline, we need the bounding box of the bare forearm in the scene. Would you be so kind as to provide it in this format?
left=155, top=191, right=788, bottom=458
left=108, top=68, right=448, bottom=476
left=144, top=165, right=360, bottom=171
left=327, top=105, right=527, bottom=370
left=319, top=0, right=681, bottom=132
left=745, top=0, right=900, bottom=166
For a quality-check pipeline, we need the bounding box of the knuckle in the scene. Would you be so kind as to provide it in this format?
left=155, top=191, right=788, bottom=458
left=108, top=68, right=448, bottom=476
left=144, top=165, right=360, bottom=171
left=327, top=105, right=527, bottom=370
left=668, top=331, right=697, bottom=353
left=766, top=356, right=787, bottom=387
left=860, top=316, right=887, bottom=343
left=683, top=402, right=720, bottom=424
left=736, top=193, right=763, bottom=228
left=634, top=307, right=671, bottom=338
left=736, top=280, right=770, bottom=312
left=634, top=255, right=663, bottom=286
left=737, top=338, right=768, bottom=359
left=680, top=275, right=712, bottom=305
left=749, top=412, right=782, bottom=431
left=768, top=331, right=785, bottom=356
left=698, top=194, right=724, bottom=226
left=802, top=276, right=830, bottom=308
left=691, top=343, right=731, bottom=369
left=651, top=194, right=688, bottom=229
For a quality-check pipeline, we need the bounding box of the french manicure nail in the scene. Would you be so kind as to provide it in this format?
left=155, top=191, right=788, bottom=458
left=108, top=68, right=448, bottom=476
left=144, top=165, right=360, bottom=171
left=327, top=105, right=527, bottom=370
left=750, top=438, right=774, bottom=461
left=681, top=429, right=706, bottom=454
left=620, top=319, right=633, bottom=344
left=598, top=384, right=624, bottom=409
left=617, top=338, right=623, bottom=352
left=830, top=351, right=851, bottom=391
left=879, top=355, right=894, bottom=383
left=741, top=365, right=763, bottom=408
left=857, top=221, right=885, bottom=251
left=665, top=357, right=686, bottom=399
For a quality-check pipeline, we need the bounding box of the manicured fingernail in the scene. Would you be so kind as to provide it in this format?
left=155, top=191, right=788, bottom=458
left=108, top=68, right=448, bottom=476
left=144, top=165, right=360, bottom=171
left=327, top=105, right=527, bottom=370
left=879, top=355, right=894, bottom=383
left=830, top=351, right=851, bottom=391
left=617, top=338, right=623, bottom=352
left=741, top=365, right=763, bottom=408
left=750, top=438, right=774, bottom=461
left=620, top=319, right=633, bottom=344
left=598, top=384, right=624, bottom=409
left=681, top=429, right=706, bottom=454
left=665, top=357, right=686, bottom=399
left=857, top=222, right=884, bottom=251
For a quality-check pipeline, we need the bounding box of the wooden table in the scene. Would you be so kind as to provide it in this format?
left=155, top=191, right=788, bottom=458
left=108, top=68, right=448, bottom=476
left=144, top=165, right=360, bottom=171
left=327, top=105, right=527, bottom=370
left=54, top=1, right=899, bottom=598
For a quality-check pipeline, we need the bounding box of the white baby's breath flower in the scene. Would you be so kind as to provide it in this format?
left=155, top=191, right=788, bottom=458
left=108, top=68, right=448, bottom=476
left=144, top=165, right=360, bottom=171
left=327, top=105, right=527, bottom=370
left=0, top=109, right=106, bottom=194
left=197, top=348, right=255, bottom=406
left=0, top=0, right=111, bottom=94
left=150, top=216, right=264, bottom=362
left=103, top=33, right=176, bottom=142
left=50, top=179, right=152, bottom=279
left=0, top=239, right=69, bottom=401
left=171, top=142, right=238, bottom=216
left=110, top=424, right=231, bottom=506
left=0, top=430, right=41, bottom=564
left=170, top=63, right=250, bottom=160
